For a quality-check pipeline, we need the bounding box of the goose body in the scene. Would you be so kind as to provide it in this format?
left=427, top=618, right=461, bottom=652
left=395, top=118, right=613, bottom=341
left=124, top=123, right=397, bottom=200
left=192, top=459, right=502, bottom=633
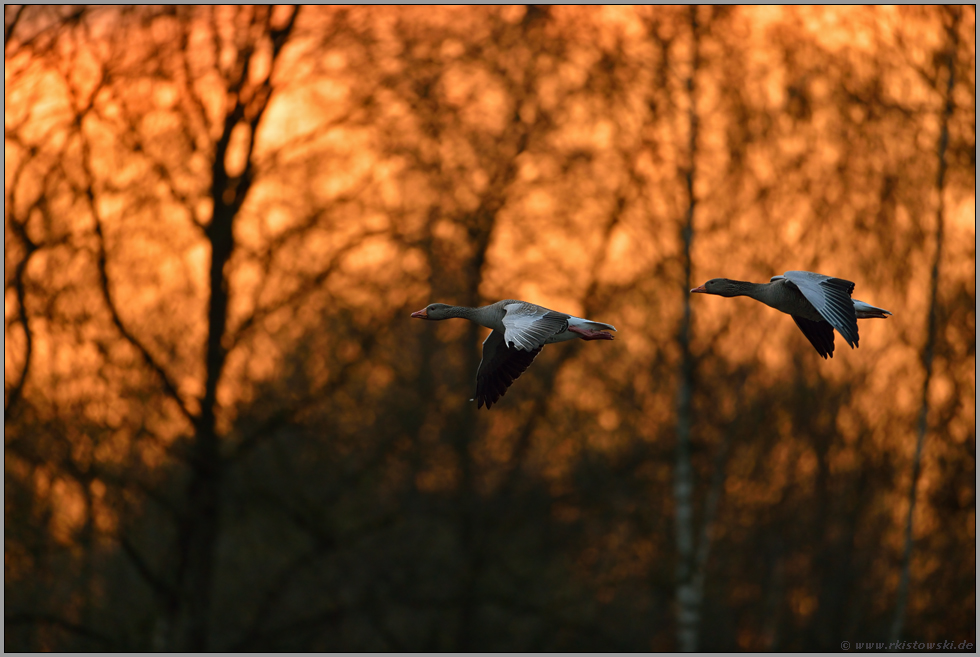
left=411, top=300, right=616, bottom=409
left=691, top=270, right=891, bottom=359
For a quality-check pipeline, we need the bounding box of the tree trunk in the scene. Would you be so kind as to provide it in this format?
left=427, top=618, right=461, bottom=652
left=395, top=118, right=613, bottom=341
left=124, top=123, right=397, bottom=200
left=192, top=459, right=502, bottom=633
left=673, top=5, right=701, bottom=652
left=888, top=6, right=959, bottom=644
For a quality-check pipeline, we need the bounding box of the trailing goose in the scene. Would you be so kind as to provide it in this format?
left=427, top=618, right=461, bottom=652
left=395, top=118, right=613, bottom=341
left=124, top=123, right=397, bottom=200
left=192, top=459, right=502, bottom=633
left=690, top=270, right=892, bottom=359
left=411, top=300, right=616, bottom=409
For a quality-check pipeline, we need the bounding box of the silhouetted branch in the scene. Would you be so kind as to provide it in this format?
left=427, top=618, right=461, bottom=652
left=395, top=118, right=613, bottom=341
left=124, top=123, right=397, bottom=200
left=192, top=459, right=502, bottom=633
left=92, top=91, right=208, bottom=234
left=3, top=6, right=87, bottom=57
left=59, top=50, right=198, bottom=427
left=174, top=8, right=213, bottom=138
left=229, top=548, right=323, bottom=650
left=3, top=220, right=36, bottom=418
left=252, top=109, right=361, bottom=173
left=4, top=4, right=26, bottom=45
left=231, top=326, right=380, bottom=460
left=5, top=612, right=115, bottom=648
left=234, top=607, right=345, bottom=650
left=229, top=226, right=385, bottom=350
left=90, top=211, right=197, bottom=426
left=119, top=533, right=176, bottom=604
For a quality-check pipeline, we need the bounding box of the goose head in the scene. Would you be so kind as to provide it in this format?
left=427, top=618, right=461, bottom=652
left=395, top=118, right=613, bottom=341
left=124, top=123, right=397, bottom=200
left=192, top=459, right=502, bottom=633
left=410, top=303, right=454, bottom=320
left=690, top=278, right=742, bottom=297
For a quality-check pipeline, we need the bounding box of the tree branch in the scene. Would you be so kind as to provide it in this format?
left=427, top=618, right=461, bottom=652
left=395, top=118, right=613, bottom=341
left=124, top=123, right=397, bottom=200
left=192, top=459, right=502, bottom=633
left=4, top=214, right=37, bottom=418
left=228, top=227, right=385, bottom=350
left=119, top=533, right=176, bottom=604
left=61, top=51, right=197, bottom=426
left=230, top=324, right=380, bottom=460
left=91, top=212, right=197, bottom=426
left=228, top=548, right=323, bottom=650
left=4, top=4, right=26, bottom=46
left=5, top=612, right=115, bottom=648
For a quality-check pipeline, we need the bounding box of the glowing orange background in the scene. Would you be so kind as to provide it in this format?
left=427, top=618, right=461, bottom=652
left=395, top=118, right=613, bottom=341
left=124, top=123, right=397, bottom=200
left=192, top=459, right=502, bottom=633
left=5, top=5, right=975, bottom=652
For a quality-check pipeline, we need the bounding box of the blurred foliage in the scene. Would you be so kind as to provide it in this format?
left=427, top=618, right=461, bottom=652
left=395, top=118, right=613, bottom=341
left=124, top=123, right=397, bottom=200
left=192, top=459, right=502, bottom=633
left=4, top=5, right=975, bottom=651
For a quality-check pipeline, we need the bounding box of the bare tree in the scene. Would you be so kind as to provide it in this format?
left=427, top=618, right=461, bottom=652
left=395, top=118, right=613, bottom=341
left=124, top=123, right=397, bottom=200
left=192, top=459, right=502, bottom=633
left=889, top=5, right=961, bottom=645
left=672, top=6, right=704, bottom=652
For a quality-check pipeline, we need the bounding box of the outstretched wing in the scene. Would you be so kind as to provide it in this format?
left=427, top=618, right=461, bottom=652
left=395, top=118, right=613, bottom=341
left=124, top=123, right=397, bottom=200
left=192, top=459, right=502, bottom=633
left=782, top=271, right=859, bottom=348
left=791, top=315, right=836, bottom=359
left=473, top=330, right=542, bottom=409
left=501, top=302, right=569, bottom=351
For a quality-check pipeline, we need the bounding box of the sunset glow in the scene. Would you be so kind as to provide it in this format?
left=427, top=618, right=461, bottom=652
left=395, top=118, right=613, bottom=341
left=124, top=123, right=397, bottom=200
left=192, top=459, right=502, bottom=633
left=5, top=5, right=974, bottom=652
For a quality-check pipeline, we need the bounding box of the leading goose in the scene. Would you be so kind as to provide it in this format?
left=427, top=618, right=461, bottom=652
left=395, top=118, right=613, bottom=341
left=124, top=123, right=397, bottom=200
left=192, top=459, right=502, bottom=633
left=690, top=270, right=892, bottom=359
left=411, top=300, right=616, bottom=409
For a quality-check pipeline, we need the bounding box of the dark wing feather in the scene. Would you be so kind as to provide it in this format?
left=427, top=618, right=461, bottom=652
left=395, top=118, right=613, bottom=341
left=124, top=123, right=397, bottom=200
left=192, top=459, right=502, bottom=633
left=791, top=315, right=836, bottom=359
left=473, top=330, right=543, bottom=409
left=783, top=271, right=859, bottom=349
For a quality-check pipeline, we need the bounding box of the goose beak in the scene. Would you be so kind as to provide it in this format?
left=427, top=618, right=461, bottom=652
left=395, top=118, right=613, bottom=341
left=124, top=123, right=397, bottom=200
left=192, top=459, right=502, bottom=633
left=690, top=285, right=707, bottom=294
left=411, top=309, right=429, bottom=319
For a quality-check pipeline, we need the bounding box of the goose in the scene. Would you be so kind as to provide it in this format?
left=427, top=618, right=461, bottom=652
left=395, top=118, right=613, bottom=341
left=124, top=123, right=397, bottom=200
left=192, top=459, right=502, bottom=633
left=690, top=270, right=892, bottom=359
left=411, top=300, right=616, bottom=409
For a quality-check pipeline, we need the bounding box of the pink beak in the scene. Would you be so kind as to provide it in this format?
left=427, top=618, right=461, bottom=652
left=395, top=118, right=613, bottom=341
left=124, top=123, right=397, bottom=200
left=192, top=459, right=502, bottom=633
left=410, top=309, right=429, bottom=319
left=690, top=285, right=707, bottom=293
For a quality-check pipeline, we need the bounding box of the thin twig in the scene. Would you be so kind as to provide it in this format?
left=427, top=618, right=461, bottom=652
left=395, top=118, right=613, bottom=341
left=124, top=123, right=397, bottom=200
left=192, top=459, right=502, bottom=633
left=4, top=217, right=36, bottom=417
left=119, top=534, right=176, bottom=603
left=5, top=612, right=115, bottom=648
left=4, top=4, right=27, bottom=45
left=91, top=209, right=197, bottom=426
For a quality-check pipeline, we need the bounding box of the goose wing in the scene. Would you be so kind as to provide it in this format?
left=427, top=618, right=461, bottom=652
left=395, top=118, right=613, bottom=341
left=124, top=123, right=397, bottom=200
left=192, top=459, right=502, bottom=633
left=473, top=329, right=542, bottom=409
left=791, top=315, right=836, bottom=359
left=781, top=271, right=859, bottom=348
left=500, top=302, right=570, bottom=351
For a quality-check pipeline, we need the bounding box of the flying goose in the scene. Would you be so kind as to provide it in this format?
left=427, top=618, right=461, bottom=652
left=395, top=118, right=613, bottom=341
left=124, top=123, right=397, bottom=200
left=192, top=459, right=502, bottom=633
left=411, top=300, right=616, bottom=409
left=690, top=270, right=892, bottom=359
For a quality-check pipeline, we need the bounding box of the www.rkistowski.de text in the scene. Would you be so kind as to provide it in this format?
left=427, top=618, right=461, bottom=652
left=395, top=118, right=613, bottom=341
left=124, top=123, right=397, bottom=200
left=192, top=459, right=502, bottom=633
left=841, top=640, right=974, bottom=651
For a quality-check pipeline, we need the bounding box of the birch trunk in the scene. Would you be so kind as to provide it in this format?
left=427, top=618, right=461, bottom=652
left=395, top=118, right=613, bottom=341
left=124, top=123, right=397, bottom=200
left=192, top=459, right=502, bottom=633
left=673, top=5, right=701, bottom=652
left=888, top=6, right=960, bottom=644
